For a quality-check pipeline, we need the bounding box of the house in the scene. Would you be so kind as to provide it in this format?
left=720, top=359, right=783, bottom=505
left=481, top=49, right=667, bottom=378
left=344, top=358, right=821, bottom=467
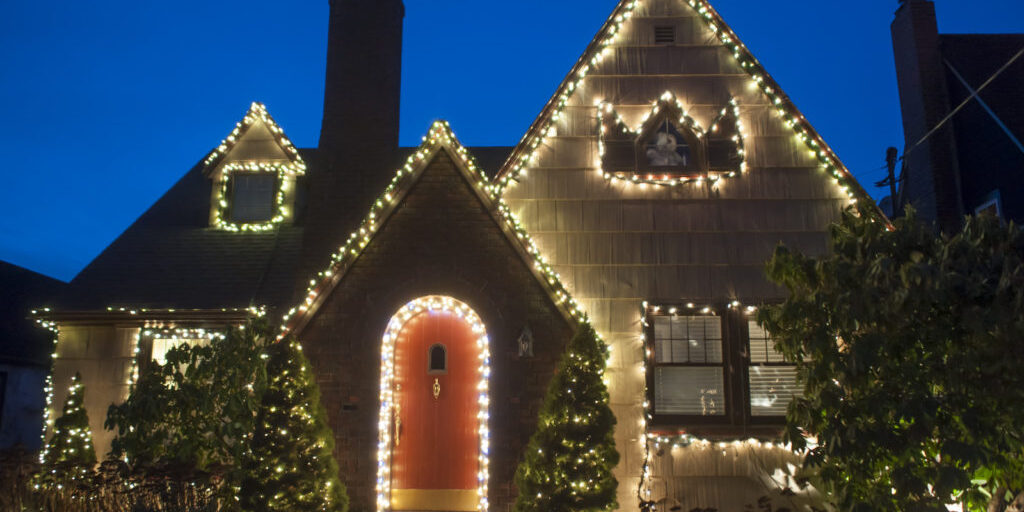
left=0, top=262, right=64, bottom=451
left=891, top=0, right=1024, bottom=231
left=38, top=0, right=881, bottom=510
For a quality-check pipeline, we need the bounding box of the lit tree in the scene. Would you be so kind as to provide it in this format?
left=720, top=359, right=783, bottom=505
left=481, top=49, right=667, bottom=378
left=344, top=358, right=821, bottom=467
left=760, top=209, right=1024, bottom=512
left=514, top=322, right=619, bottom=512
left=240, top=338, right=347, bottom=512
left=36, top=372, right=96, bottom=493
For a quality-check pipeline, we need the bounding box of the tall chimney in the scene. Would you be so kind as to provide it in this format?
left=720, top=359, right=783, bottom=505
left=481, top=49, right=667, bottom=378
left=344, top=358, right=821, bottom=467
left=302, top=0, right=405, bottom=281
left=319, top=0, right=404, bottom=165
left=891, top=0, right=964, bottom=230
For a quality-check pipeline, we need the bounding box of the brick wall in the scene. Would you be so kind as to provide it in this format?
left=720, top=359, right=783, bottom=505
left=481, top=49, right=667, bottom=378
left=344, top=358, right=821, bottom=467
left=298, top=150, right=574, bottom=512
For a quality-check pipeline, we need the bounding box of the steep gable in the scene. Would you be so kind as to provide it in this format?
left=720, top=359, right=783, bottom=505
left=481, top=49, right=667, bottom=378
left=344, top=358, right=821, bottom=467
left=202, top=102, right=306, bottom=175
left=498, top=0, right=873, bottom=510
left=285, top=122, right=578, bottom=511
left=280, top=122, right=582, bottom=338
left=497, top=0, right=882, bottom=218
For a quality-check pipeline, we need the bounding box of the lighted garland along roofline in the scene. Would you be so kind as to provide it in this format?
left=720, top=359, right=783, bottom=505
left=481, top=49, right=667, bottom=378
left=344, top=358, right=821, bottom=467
left=494, top=0, right=888, bottom=223
left=278, top=121, right=590, bottom=340
left=201, top=102, right=307, bottom=175
left=31, top=306, right=265, bottom=324
left=598, top=92, right=746, bottom=186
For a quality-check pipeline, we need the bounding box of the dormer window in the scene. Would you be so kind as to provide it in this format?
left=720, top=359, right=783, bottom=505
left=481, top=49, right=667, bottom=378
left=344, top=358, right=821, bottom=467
left=598, top=94, right=745, bottom=185
left=202, top=102, right=306, bottom=232
left=230, top=174, right=277, bottom=223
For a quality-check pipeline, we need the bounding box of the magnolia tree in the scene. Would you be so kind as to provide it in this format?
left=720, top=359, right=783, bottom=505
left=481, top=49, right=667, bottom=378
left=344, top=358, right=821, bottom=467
left=106, top=320, right=270, bottom=504
left=759, top=210, right=1024, bottom=512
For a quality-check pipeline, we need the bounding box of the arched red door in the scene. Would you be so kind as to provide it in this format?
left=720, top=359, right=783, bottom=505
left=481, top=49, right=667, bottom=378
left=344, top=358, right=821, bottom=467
left=390, top=308, right=481, bottom=511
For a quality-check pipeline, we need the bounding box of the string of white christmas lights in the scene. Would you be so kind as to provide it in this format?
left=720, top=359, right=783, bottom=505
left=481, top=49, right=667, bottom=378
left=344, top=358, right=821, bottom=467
left=494, top=0, right=882, bottom=216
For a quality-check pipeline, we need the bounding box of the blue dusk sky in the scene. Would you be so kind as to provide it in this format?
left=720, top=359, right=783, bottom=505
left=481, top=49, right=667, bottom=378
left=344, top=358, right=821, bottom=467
left=1, top=0, right=1022, bottom=281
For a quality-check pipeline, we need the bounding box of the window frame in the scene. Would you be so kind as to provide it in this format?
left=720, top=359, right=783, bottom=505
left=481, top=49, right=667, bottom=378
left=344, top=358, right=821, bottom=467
left=228, top=172, right=280, bottom=225
left=647, top=312, right=730, bottom=423
left=644, top=303, right=796, bottom=436
left=741, top=318, right=800, bottom=425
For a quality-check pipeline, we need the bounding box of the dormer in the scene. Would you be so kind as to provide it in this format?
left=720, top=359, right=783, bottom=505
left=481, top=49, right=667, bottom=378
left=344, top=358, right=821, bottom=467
left=202, top=102, right=306, bottom=232
left=598, top=93, right=745, bottom=185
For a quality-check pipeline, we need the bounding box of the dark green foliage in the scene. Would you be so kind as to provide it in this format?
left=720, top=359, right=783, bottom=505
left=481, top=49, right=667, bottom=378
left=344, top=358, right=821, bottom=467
left=514, top=322, right=619, bottom=512
left=36, top=372, right=97, bottom=492
left=759, top=209, right=1024, bottom=511
left=105, top=319, right=270, bottom=500
left=240, top=338, right=347, bottom=512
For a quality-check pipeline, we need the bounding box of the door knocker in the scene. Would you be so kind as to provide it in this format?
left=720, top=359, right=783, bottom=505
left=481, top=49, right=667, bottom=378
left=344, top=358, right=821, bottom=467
left=433, top=378, right=441, bottom=400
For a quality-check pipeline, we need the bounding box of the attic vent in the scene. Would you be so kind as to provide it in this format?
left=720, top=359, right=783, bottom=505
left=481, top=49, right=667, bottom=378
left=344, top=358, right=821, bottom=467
left=654, top=26, right=675, bottom=44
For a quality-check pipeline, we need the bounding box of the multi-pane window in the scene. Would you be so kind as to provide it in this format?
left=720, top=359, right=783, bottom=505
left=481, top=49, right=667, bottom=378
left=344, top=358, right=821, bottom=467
left=646, top=305, right=802, bottom=430
left=151, top=336, right=211, bottom=366
left=230, top=174, right=277, bottom=223
left=652, top=315, right=724, bottom=416
left=747, top=321, right=800, bottom=417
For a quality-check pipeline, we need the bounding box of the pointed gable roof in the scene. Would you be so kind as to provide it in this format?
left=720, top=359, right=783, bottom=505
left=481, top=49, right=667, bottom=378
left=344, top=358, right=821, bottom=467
left=202, top=102, right=307, bottom=176
left=278, top=121, right=585, bottom=338
left=496, top=0, right=886, bottom=221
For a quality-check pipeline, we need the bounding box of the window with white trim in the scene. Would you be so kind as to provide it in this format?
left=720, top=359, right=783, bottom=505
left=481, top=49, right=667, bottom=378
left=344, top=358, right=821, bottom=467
left=652, top=315, right=724, bottom=416
left=645, top=304, right=801, bottom=432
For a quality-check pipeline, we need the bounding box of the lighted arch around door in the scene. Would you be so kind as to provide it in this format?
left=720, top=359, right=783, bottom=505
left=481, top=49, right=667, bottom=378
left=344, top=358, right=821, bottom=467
left=377, top=296, right=491, bottom=512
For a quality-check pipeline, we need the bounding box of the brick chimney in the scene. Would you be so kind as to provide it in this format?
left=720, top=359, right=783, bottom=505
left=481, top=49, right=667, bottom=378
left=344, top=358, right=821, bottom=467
left=319, top=0, right=404, bottom=166
left=301, top=0, right=405, bottom=281
left=891, top=0, right=965, bottom=230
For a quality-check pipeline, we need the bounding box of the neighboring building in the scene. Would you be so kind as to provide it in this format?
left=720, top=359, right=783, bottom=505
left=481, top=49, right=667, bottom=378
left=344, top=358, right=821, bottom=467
left=0, top=262, right=64, bottom=451
left=39, top=0, right=881, bottom=511
left=892, top=0, right=1024, bottom=231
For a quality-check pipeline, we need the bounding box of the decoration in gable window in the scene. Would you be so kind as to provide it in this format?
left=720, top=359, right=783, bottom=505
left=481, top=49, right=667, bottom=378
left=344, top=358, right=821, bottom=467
left=598, top=92, right=745, bottom=187
left=203, top=102, right=307, bottom=232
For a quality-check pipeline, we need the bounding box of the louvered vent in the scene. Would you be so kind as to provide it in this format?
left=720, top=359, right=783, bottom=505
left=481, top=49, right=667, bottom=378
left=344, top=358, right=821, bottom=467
left=654, top=26, right=675, bottom=44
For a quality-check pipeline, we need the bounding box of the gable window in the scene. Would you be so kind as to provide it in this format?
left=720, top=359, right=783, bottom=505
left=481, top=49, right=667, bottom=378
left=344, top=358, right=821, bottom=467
left=598, top=95, right=745, bottom=184
left=230, top=174, right=277, bottom=224
left=645, top=304, right=801, bottom=433
left=644, top=119, right=694, bottom=169
left=428, top=344, right=447, bottom=374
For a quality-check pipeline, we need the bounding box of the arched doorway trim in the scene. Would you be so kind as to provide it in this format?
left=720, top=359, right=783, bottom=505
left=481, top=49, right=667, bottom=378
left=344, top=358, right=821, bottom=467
left=377, top=296, right=491, bottom=512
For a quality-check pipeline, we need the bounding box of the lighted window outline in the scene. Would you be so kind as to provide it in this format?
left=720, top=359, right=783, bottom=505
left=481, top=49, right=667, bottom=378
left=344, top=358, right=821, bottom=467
left=427, top=343, right=448, bottom=375
left=213, top=162, right=300, bottom=232
left=643, top=302, right=796, bottom=433
left=597, top=93, right=746, bottom=186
